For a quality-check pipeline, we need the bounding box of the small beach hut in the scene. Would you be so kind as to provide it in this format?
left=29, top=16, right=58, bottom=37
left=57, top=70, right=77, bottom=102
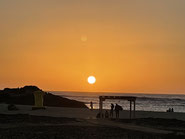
left=32, top=90, right=45, bottom=110
left=99, top=96, right=137, bottom=119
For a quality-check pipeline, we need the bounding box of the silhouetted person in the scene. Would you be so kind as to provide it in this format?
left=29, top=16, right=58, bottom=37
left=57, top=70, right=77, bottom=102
left=167, top=108, right=174, bottom=112
left=169, top=108, right=172, bottom=112
left=167, top=108, right=170, bottom=112
left=110, top=103, right=114, bottom=118
left=90, top=101, right=93, bottom=110
left=115, top=104, right=120, bottom=118
left=105, top=110, right=109, bottom=118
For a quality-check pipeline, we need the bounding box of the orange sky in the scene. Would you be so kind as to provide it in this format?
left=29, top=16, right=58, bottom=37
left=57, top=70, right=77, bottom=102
left=0, top=0, right=185, bottom=94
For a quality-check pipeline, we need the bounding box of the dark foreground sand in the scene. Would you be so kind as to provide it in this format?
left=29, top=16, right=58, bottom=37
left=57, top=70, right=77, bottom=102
left=0, top=114, right=185, bottom=139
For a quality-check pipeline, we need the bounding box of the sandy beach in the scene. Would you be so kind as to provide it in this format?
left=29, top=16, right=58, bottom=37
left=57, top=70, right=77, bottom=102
left=1, top=104, right=185, bottom=121
left=0, top=104, right=185, bottom=138
left=1, top=0, right=185, bottom=138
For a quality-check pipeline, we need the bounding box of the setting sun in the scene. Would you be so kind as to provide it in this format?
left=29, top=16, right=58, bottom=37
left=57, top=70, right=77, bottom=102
left=1, top=1, right=185, bottom=138
left=87, top=76, right=96, bottom=84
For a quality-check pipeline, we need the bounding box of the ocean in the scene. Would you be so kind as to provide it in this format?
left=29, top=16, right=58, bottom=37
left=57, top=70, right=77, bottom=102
left=51, top=91, right=185, bottom=113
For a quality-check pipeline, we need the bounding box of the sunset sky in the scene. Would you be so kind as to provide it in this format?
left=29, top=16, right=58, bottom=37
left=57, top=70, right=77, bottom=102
left=0, top=0, right=185, bottom=94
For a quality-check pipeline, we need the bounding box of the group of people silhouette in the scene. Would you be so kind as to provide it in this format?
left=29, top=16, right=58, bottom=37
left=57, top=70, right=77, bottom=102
left=166, top=108, right=174, bottom=112
left=110, top=103, right=123, bottom=118
left=96, top=103, right=123, bottom=119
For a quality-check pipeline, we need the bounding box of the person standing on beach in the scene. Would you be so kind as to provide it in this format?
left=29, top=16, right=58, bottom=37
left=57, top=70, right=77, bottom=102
left=110, top=103, right=114, bottom=118
left=172, top=108, right=174, bottom=112
left=115, top=104, right=120, bottom=118
left=90, top=101, right=93, bottom=110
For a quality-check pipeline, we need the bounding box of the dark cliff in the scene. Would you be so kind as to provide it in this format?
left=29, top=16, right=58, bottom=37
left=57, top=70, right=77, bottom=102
left=0, top=86, right=87, bottom=108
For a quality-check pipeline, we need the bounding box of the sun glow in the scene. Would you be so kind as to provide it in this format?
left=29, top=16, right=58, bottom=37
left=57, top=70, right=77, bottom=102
left=87, top=76, right=96, bottom=84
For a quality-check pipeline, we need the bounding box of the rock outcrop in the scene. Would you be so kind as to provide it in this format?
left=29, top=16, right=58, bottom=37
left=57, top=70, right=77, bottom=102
left=0, top=86, right=87, bottom=108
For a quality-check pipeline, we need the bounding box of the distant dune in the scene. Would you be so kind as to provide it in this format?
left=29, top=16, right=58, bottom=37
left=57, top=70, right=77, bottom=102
left=0, top=86, right=87, bottom=108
